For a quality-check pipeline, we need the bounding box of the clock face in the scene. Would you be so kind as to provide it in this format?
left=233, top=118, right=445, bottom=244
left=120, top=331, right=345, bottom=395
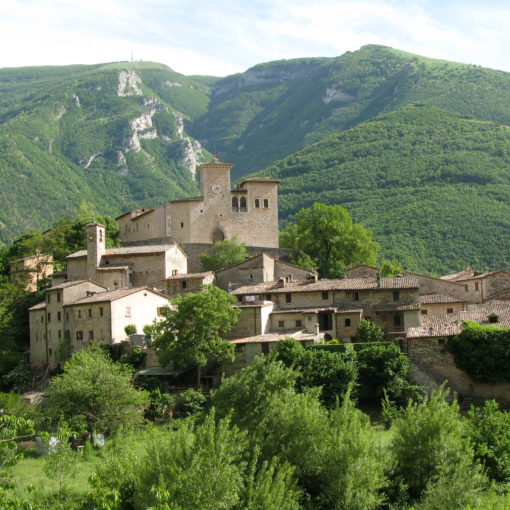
left=211, top=183, right=222, bottom=194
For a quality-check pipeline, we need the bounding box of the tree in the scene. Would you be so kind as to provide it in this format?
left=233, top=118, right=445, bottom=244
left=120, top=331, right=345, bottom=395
left=152, top=285, right=240, bottom=386
left=46, top=346, right=149, bottom=435
left=280, top=203, right=379, bottom=278
left=356, top=318, right=385, bottom=342
left=199, top=235, right=248, bottom=271
left=380, top=258, right=404, bottom=277
left=467, top=400, right=510, bottom=482
left=391, top=385, right=485, bottom=503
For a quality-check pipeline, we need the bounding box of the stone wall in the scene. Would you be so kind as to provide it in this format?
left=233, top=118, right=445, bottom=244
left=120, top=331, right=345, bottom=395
left=406, top=337, right=510, bottom=403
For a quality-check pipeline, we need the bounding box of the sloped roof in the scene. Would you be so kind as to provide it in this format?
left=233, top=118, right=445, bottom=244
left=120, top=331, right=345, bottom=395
left=407, top=302, right=510, bottom=338
left=419, top=293, right=466, bottom=304
left=29, top=301, right=46, bottom=311
left=45, top=280, right=107, bottom=291
left=70, top=287, right=167, bottom=305
left=232, top=276, right=418, bottom=295
left=67, top=244, right=185, bottom=259
left=166, top=271, right=214, bottom=280
left=229, top=330, right=321, bottom=344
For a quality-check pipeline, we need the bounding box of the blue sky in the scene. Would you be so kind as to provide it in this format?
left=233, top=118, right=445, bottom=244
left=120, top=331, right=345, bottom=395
left=2, top=0, right=510, bottom=76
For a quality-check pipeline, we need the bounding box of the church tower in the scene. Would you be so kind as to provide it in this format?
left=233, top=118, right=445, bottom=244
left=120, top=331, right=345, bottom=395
left=86, top=223, right=105, bottom=281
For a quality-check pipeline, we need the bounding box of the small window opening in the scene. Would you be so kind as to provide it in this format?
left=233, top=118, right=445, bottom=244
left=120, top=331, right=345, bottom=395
left=345, top=318, right=351, bottom=327
left=255, top=198, right=260, bottom=208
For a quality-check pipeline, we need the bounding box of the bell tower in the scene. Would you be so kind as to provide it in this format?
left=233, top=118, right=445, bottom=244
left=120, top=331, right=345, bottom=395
left=86, top=223, right=105, bottom=281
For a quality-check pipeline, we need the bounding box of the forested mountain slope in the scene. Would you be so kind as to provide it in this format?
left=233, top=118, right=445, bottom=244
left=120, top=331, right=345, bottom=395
left=258, top=105, right=510, bottom=273
left=190, top=45, right=510, bottom=178
left=0, top=62, right=209, bottom=242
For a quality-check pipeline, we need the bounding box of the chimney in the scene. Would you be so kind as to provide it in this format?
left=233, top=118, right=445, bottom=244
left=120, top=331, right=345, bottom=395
left=86, top=223, right=105, bottom=281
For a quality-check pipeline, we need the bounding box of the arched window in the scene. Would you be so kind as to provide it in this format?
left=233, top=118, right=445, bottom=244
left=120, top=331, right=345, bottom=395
left=240, top=196, right=247, bottom=211
left=212, top=228, right=225, bottom=243
left=232, top=196, right=238, bottom=211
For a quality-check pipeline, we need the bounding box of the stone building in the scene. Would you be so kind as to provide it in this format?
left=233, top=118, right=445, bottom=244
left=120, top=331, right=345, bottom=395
left=66, top=223, right=187, bottom=291
left=215, top=253, right=318, bottom=292
left=10, top=253, right=53, bottom=292
left=165, top=271, right=215, bottom=298
left=117, top=158, right=280, bottom=249
left=230, top=274, right=420, bottom=342
left=29, top=282, right=169, bottom=369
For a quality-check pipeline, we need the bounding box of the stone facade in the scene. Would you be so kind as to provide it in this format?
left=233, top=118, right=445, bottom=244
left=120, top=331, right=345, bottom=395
left=10, top=253, right=53, bottom=292
left=215, top=253, right=317, bottom=292
left=29, top=280, right=107, bottom=369
left=29, top=284, right=169, bottom=369
left=117, top=159, right=280, bottom=249
left=165, top=271, right=215, bottom=298
left=232, top=275, right=421, bottom=341
left=66, top=223, right=187, bottom=291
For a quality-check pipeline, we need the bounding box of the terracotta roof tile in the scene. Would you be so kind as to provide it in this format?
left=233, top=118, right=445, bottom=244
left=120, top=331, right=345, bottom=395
left=29, top=301, right=46, bottom=311
left=70, top=287, right=167, bottom=305
left=232, top=276, right=418, bottom=295
left=67, top=244, right=183, bottom=259
left=419, top=293, right=466, bottom=304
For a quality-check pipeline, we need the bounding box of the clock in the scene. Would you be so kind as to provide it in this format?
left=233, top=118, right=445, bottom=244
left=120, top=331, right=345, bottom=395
left=211, top=183, right=222, bottom=194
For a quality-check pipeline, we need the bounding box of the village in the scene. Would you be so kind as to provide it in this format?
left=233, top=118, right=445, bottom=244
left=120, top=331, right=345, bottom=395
left=14, top=157, right=510, bottom=402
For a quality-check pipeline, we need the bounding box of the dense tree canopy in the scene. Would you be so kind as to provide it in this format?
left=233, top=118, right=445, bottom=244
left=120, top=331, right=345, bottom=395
left=46, top=346, right=148, bottom=435
left=152, top=285, right=240, bottom=386
left=200, top=235, right=248, bottom=271
left=281, top=203, right=379, bottom=278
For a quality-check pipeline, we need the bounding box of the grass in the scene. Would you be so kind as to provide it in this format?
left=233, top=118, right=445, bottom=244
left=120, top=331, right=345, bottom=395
left=8, top=424, right=172, bottom=501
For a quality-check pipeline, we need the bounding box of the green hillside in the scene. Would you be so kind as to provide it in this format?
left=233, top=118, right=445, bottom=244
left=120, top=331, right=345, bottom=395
left=0, top=61, right=214, bottom=242
left=258, top=105, right=510, bottom=273
left=190, top=45, right=510, bottom=179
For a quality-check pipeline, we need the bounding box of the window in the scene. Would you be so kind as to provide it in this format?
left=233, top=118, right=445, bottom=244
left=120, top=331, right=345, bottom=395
left=88, top=331, right=94, bottom=340
left=57, top=311, right=61, bottom=322
left=393, top=291, right=400, bottom=301
left=261, top=343, right=270, bottom=355
left=249, top=273, right=254, bottom=280
left=57, top=292, right=61, bottom=303
left=240, top=197, right=247, bottom=211
left=88, top=309, right=92, bottom=318
left=49, top=349, right=52, bottom=357
left=265, top=293, right=272, bottom=301
left=157, top=307, right=165, bottom=316
left=232, top=196, right=238, bottom=211
left=296, top=319, right=302, bottom=328
left=125, top=306, right=131, bottom=317
left=278, top=320, right=284, bottom=328
left=489, top=315, right=499, bottom=323
left=182, top=281, right=187, bottom=289
left=58, top=330, right=62, bottom=339
left=353, top=291, right=359, bottom=301
left=255, top=198, right=260, bottom=208
left=285, top=293, right=292, bottom=303
left=78, top=309, right=82, bottom=319
left=181, top=222, right=184, bottom=228
left=100, top=307, right=103, bottom=317
left=421, top=309, right=428, bottom=315
left=447, top=308, right=454, bottom=314
left=47, top=312, right=51, bottom=322
left=475, top=282, right=479, bottom=291
left=76, top=331, right=83, bottom=341
left=66, top=312, right=69, bottom=321
left=263, top=198, right=269, bottom=208
left=65, top=330, right=70, bottom=340
left=394, top=315, right=402, bottom=326
left=47, top=294, right=51, bottom=303
left=345, top=318, right=351, bottom=327
left=322, top=291, right=328, bottom=300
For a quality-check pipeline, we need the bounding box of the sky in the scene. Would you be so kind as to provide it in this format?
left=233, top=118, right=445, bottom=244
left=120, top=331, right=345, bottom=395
left=2, top=0, right=510, bottom=77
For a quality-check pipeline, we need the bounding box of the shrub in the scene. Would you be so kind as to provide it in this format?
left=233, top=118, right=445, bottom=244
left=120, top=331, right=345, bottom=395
left=124, top=324, right=137, bottom=336
left=356, top=319, right=384, bottom=342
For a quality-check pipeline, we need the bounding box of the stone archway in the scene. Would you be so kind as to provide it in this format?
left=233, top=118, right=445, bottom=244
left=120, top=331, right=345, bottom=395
left=211, top=228, right=225, bottom=243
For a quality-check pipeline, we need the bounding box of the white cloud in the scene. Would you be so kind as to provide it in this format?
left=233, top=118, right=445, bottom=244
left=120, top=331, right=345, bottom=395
left=2, top=0, right=510, bottom=74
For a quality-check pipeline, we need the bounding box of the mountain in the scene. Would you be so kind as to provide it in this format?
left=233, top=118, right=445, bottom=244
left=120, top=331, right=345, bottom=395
left=3, top=45, right=510, bottom=273
left=0, top=61, right=211, bottom=241
left=257, top=104, right=510, bottom=273
left=190, top=45, right=510, bottom=179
